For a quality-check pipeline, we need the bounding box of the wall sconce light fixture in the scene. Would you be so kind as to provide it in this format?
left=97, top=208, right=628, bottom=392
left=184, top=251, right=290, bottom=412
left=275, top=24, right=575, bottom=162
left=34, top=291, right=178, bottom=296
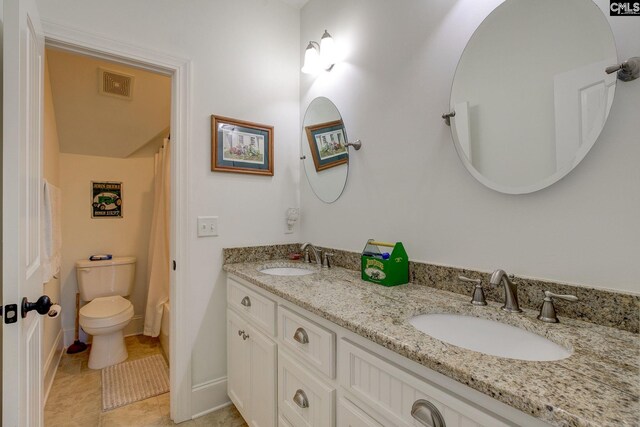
left=301, top=30, right=336, bottom=75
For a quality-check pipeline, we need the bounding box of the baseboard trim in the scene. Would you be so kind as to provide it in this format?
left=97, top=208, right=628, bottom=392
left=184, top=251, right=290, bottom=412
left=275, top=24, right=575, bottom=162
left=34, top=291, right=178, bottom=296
left=191, top=377, right=230, bottom=419
left=193, top=401, right=233, bottom=420
left=44, top=328, right=64, bottom=405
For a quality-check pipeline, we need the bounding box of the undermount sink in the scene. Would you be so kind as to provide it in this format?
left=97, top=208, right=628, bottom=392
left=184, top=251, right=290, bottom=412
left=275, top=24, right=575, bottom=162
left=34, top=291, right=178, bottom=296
left=409, top=313, right=571, bottom=361
left=259, top=267, right=316, bottom=276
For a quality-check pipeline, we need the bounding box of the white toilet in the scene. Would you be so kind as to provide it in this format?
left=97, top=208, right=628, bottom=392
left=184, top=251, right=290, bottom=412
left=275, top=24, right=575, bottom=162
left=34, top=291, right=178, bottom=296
left=76, top=256, right=136, bottom=369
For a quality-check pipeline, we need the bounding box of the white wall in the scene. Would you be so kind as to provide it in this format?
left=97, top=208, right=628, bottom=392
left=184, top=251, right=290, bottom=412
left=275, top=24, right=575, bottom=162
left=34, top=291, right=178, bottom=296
left=299, top=0, right=640, bottom=293
left=36, top=0, right=301, bottom=414
left=43, top=56, right=63, bottom=397
left=59, top=153, right=155, bottom=343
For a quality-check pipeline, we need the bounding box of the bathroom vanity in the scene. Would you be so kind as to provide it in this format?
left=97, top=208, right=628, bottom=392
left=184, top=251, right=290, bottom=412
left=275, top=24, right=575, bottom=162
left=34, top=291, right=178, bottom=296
left=224, top=261, right=639, bottom=427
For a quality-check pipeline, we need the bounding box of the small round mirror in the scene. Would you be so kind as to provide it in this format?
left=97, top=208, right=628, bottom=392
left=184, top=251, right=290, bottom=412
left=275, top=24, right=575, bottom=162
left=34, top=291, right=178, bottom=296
left=301, top=97, right=349, bottom=203
left=449, top=0, right=617, bottom=194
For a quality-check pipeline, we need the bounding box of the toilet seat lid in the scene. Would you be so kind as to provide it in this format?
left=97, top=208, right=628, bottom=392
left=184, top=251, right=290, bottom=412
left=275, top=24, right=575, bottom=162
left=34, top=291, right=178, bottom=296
left=80, top=295, right=131, bottom=319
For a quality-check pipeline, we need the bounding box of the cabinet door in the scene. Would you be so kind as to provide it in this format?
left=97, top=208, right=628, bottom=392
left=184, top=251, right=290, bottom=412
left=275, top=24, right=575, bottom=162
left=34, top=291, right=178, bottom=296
left=248, top=325, right=277, bottom=427
left=227, top=309, right=251, bottom=415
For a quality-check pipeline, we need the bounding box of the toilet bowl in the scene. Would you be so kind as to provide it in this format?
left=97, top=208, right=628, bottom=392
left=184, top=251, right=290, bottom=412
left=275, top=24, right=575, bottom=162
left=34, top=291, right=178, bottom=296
left=76, top=256, right=136, bottom=369
left=80, top=295, right=134, bottom=369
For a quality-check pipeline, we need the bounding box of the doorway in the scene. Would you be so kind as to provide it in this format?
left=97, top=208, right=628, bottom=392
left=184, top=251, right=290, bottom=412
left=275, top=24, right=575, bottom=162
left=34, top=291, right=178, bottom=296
left=43, top=25, right=192, bottom=423
left=43, top=47, right=172, bottom=424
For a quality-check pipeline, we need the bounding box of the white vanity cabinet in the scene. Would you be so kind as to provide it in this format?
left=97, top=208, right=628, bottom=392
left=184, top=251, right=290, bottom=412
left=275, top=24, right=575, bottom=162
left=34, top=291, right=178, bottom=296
left=227, top=278, right=277, bottom=427
left=226, top=275, right=550, bottom=427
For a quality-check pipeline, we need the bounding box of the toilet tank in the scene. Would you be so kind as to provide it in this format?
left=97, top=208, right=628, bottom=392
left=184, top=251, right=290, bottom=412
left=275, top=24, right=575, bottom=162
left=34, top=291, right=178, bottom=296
left=76, top=256, right=136, bottom=301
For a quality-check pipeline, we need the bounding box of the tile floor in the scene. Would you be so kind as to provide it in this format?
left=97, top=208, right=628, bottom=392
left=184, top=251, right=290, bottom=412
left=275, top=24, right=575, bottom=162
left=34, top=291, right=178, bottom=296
left=45, top=335, right=247, bottom=426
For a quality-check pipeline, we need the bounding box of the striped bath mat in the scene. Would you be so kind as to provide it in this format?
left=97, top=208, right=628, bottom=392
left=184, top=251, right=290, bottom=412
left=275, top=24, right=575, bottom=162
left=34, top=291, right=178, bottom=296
left=102, top=354, right=169, bottom=411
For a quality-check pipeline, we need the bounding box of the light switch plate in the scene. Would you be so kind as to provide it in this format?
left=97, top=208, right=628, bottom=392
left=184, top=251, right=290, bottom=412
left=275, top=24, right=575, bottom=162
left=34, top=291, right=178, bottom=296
left=197, top=216, right=218, bottom=237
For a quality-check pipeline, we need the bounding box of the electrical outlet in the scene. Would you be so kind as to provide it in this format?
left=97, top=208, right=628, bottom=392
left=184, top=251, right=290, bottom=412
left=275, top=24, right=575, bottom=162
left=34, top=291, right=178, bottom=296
left=197, top=216, right=218, bottom=237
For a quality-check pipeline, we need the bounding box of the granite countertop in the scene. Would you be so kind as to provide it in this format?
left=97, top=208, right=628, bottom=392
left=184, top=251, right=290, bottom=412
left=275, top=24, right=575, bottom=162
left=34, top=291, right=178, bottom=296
left=223, top=260, right=640, bottom=427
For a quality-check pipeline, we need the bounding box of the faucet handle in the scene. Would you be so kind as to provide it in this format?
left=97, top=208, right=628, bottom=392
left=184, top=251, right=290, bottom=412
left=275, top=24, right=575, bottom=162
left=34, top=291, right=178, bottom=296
left=544, top=290, right=578, bottom=302
left=322, top=252, right=334, bottom=269
left=537, top=290, right=578, bottom=323
left=303, top=249, right=311, bottom=263
left=459, top=276, right=487, bottom=306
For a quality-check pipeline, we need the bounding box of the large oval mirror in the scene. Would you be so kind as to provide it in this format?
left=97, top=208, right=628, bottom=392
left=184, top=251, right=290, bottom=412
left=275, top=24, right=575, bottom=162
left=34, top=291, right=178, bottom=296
left=450, top=0, right=617, bottom=194
left=301, top=97, right=349, bottom=203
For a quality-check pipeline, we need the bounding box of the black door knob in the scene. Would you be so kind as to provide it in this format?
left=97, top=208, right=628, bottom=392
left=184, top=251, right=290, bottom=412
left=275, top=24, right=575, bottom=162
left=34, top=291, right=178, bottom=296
left=21, top=295, right=53, bottom=318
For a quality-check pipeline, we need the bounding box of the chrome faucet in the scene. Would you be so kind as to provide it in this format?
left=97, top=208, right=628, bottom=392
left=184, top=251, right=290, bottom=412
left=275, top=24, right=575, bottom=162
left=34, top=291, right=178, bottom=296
left=489, top=269, right=522, bottom=313
left=300, top=242, right=322, bottom=266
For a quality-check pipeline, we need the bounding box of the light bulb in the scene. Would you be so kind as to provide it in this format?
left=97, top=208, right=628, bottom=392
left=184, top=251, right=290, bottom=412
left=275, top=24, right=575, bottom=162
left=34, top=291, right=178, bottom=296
left=320, top=30, right=335, bottom=70
left=301, top=42, right=321, bottom=75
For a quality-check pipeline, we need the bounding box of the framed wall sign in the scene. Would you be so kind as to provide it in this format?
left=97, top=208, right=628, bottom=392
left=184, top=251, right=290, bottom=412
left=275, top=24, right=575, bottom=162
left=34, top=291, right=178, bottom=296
left=91, top=181, right=123, bottom=218
left=305, top=119, right=348, bottom=172
left=211, top=115, right=274, bottom=176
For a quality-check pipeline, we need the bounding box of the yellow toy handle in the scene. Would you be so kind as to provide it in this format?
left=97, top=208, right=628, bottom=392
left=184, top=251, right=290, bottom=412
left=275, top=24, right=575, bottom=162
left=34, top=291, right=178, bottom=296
left=369, top=241, right=395, bottom=248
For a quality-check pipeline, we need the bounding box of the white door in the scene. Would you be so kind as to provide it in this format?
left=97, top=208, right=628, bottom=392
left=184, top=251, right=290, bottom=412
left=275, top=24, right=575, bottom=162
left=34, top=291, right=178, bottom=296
left=553, top=58, right=617, bottom=170
left=3, top=0, right=46, bottom=426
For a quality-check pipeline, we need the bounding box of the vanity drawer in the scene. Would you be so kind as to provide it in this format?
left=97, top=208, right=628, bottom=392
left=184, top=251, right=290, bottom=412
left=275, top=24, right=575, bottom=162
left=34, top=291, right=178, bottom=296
left=228, top=277, right=276, bottom=336
left=279, top=306, right=336, bottom=378
left=278, top=415, right=294, bottom=427
left=338, top=397, right=385, bottom=427
left=338, top=339, right=512, bottom=427
left=278, top=349, right=335, bottom=427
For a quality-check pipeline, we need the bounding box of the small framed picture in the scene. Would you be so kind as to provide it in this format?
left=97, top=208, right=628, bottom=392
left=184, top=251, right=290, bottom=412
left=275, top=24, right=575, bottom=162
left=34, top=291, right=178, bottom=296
left=305, top=119, right=348, bottom=172
left=211, top=115, right=274, bottom=176
left=91, top=182, right=123, bottom=218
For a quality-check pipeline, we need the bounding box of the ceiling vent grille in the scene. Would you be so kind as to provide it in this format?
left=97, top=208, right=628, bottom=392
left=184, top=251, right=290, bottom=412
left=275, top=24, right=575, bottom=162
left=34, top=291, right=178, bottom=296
left=99, top=68, right=134, bottom=99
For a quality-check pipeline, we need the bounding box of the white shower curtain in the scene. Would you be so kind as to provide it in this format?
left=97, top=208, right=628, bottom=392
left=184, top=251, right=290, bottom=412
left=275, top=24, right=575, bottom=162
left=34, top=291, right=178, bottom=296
left=144, top=139, right=170, bottom=337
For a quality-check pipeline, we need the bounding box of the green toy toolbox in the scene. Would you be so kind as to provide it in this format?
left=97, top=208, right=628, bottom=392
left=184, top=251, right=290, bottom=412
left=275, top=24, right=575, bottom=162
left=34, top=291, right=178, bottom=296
left=361, top=239, right=409, bottom=287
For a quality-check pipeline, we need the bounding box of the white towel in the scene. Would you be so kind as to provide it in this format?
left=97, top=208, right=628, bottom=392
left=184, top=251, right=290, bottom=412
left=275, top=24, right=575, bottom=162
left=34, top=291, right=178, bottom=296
left=42, top=180, right=62, bottom=283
